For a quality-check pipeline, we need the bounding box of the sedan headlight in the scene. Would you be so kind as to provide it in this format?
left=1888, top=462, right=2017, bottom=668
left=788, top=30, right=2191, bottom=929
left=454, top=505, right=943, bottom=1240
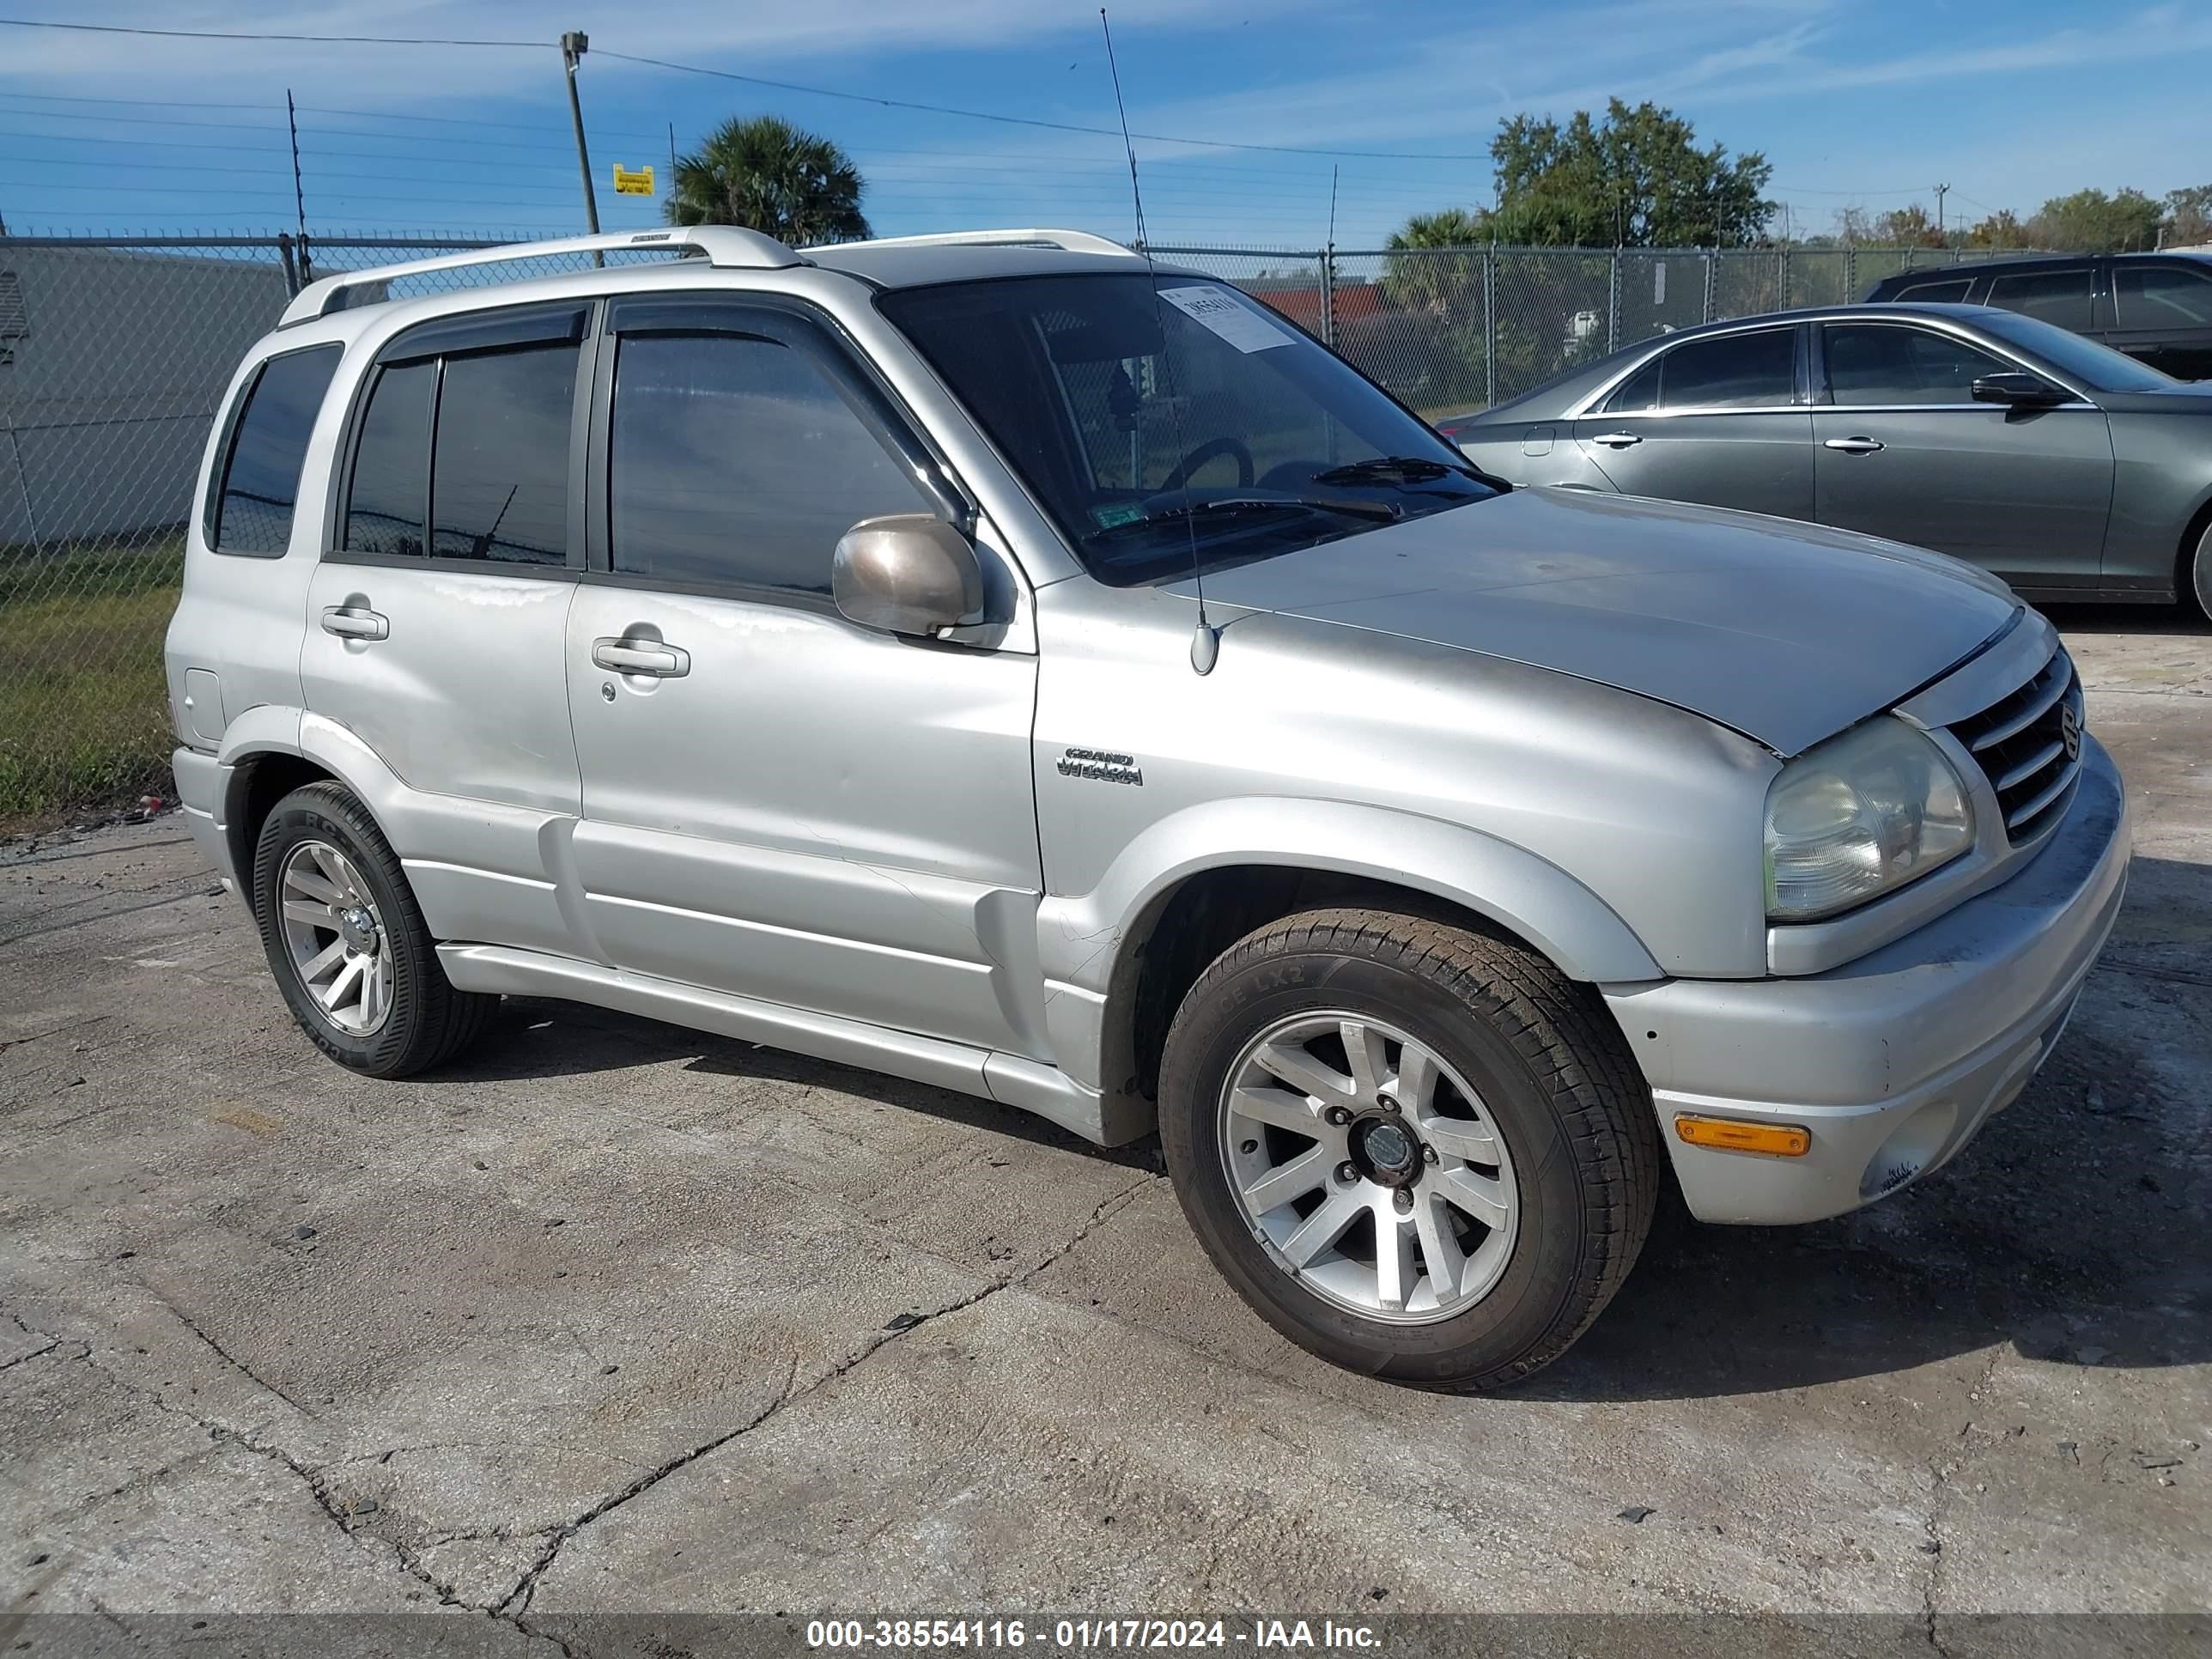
left=1765, top=717, right=1974, bottom=921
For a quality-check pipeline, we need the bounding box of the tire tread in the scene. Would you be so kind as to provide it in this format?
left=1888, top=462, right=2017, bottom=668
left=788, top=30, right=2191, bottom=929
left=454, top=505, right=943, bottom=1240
left=1161, top=906, right=1660, bottom=1392
left=252, top=781, right=495, bottom=1078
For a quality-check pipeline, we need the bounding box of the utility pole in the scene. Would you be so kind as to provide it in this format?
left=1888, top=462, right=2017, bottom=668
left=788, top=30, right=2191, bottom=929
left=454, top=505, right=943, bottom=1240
left=560, top=30, right=603, bottom=258
left=1935, top=181, right=1949, bottom=244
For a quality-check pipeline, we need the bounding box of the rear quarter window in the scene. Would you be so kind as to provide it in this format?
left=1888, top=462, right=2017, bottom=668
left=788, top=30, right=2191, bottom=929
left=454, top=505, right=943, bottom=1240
left=206, top=343, right=342, bottom=556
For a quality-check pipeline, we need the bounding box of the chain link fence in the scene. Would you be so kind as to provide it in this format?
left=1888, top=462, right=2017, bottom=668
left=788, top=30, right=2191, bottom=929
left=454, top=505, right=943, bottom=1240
left=0, top=231, right=2045, bottom=825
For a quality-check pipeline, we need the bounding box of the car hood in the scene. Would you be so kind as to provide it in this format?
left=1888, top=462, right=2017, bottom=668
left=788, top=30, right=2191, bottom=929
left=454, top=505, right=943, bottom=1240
left=1179, top=486, right=2019, bottom=757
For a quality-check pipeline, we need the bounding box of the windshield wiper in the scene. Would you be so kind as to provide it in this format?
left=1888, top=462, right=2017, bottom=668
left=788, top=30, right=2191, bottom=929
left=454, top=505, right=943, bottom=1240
left=1310, top=455, right=1481, bottom=486
left=1095, top=495, right=1402, bottom=538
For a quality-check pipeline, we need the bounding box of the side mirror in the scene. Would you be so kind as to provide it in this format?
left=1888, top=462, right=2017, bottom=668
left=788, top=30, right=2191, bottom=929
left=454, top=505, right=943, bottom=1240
left=1971, top=371, right=2067, bottom=407
left=831, top=514, right=985, bottom=637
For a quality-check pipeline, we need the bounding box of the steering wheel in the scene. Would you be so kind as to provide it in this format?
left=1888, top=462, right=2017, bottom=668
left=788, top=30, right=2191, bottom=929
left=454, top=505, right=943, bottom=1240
left=1159, top=436, right=1255, bottom=493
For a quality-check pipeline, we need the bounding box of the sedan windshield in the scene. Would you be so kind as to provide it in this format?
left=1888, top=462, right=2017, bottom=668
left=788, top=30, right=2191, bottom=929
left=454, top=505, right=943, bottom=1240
left=878, top=273, right=1500, bottom=585
left=1971, top=307, right=2176, bottom=392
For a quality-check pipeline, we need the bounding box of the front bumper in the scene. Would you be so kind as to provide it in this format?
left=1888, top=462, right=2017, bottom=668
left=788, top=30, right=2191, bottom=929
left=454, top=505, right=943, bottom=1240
left=1606, top=736, right=2129, bottom=1224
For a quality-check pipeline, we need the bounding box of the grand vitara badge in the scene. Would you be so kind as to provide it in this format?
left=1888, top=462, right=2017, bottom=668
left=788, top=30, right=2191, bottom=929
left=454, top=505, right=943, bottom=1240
left=1058, top=746, right=1144, bottom=786
left=2060, top=698, right=2082, bottom=763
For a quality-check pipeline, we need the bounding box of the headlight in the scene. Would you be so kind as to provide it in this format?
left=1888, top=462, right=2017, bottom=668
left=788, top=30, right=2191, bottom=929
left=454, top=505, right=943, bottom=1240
left=1765, top=717, right=1974, bottom=921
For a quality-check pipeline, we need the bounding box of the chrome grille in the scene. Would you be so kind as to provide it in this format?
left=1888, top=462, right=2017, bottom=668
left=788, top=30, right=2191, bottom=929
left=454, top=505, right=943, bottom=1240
left=1946, top=647, right=2083, bottom=845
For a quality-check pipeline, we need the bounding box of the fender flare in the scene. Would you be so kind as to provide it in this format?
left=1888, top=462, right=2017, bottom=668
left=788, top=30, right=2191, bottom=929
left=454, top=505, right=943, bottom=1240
left=217, top=705, right=416, bottom=836
left=1040, top=795, right=1662, bottom=994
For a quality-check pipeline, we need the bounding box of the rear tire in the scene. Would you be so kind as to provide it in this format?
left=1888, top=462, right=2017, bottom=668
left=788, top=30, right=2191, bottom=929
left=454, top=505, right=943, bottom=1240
left=2190, top=520, right=2212, bottom=620
left=1158, top=908, right=1659, bottom=1392
left=252, top=781, right=494, bottom=1078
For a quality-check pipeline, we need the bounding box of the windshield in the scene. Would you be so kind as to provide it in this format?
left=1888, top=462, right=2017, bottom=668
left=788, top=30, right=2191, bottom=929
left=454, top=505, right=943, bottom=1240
left=1972, top=307, right=2176, bottom=392
left=878, top=273, right=1501, bottom=585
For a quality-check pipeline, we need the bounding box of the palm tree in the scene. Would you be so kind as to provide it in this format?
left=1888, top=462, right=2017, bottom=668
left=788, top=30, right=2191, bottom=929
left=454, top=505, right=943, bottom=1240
left=665, top=114, right=871, bottom=245
left=1386, top=207, right=1490, bottom=251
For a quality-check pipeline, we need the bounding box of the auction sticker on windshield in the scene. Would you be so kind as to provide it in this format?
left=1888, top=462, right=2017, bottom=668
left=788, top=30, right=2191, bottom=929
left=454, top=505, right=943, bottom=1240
left=1159, top=285, right=1293, bottom=353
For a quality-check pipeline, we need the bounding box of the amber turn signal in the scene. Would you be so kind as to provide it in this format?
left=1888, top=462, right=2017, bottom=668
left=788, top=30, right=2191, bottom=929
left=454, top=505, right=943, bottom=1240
left=1673, top=1115, right=1811, bottom=1157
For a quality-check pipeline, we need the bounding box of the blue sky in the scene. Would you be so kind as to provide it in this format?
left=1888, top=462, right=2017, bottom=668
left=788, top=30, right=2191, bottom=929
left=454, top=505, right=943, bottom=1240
left=3, top=1, right=2209, bottom=247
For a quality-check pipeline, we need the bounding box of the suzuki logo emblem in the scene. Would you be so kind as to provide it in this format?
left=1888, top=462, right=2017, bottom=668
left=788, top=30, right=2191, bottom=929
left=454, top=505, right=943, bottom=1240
left=2059, top=699, right=2081, bottom=763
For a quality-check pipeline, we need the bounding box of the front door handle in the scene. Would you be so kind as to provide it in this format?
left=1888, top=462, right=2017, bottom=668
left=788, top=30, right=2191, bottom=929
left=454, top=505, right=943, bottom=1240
left=592, top=636, right=691, bottom=678
left=1824, top=436, right=1886, bottom=454
left=1590, top=431, right=1644, bottom=448
left=320, top=605, right=388, bottom=641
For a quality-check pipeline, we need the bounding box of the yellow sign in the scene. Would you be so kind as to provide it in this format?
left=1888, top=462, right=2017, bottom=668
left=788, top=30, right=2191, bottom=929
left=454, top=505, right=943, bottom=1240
left=612, top=164, right=655, bottom=197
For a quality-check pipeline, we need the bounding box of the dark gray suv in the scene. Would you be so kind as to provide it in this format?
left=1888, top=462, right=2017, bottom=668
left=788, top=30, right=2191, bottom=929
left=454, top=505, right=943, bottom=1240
left=1864, top=252, right=2212, bottom=381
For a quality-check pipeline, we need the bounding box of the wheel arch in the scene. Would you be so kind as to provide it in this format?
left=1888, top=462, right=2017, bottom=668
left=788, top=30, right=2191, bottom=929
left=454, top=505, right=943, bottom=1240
left=218, top=708, right=413, bottom=899
left=2179, top=486, right=2212, bottom=616
left=1045, top=799, right=1662, bottom=1119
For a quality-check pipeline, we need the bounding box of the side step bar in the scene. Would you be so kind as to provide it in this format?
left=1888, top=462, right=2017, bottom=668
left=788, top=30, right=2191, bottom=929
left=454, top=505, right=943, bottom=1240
left=435, top=943, right=1149, bottom=1146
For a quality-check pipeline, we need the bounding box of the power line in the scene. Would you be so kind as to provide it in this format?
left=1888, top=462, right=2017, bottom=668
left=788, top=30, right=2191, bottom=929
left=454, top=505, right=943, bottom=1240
left=0, top=18, right=547, bottom=47
left=0, top=89, right=283, bottom=112
left=591, top=48, right=1498, bottom=161
left=0, top=16, right=1498, bottom=162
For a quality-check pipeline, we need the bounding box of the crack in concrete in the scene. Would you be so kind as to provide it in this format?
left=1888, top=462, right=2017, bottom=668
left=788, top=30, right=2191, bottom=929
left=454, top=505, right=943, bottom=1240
left=0, top=1338, right=58, bottom=1373
left=1918, top=1344, right=2009, bottom=1656
left=5, top=1174, right=1160, bottom=1648
left=492, top=1169, right=1167, bottom=1622
left=149, top=1288, right=317, bottom=1418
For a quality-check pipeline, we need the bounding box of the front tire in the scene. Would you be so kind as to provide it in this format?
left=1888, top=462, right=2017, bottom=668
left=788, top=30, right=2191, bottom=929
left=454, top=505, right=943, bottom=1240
left=2191, top=520, right=2212, bottom=619
left=1158, top=908, right=1659, bottom=1392
left=252, top=781, right=493, bottom=1078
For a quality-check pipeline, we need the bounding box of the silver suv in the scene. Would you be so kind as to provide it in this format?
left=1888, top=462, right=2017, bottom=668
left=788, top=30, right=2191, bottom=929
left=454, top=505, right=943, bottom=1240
left=167, top=227, right=2129, bottom=1390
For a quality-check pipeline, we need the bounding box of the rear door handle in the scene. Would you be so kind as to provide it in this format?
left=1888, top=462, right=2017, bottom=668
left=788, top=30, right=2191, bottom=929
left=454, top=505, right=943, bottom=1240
left=320, top=605, right=388, bottom=641
left=1590, top=431, right=1644, bottom=448
left=592, top=636, right=691, bottom=678
left=1824, top=436, right=1886, bottom=454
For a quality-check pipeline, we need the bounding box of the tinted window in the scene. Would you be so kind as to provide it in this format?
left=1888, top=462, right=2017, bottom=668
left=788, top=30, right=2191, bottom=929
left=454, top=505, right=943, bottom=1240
left=343, top=362, right=433, bottom=556
left=1650, top=329, right=1796, bottom=409
left=1893, top=276, right=1973, bottom=303
left=1603, top=356, right=1662, bottom=413
left=609, top=331, right=933, bottom=592
left=1971, top=307, right=2173, bottom=392
left=1824, top=325, right=2006, bottom=404
left=212, top=345, right=340, bottom=555
left=2113, top=263, right=2212, bottom=327
left=429, top=344, right=575, bottom=564
left=1984, top=267, right=2094, bottom=331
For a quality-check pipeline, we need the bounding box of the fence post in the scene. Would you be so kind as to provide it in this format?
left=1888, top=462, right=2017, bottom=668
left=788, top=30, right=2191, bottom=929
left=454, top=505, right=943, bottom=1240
left=276, top=232, right=300, bottom=297
left=1844, top=246, right=1856, bottom=302
left=1702, top=250, right=1715, bottom=323
left=1778, top=246, right=1790, bottom=309
left=1606, top=250, right=1620, bottom=354
left=1317, top=246, right=1335, bottom=349
left=3, top=416, right=40, bottom=552
left=1482, top=247, right=1497, bottom=410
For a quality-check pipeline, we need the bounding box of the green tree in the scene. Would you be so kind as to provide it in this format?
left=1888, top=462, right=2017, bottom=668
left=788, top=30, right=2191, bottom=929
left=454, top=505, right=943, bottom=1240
left=1479, top=100, right=1774, bottom=248
left=665, top=114, right=871, bottom=244
left=2028, top=187, right=2163, bottom=252
left=1965, top=208, right=2030, bottom=249
left=1875, top=204, right=1947, bottom=248
left=2165, top=185, right=2212, bottom=246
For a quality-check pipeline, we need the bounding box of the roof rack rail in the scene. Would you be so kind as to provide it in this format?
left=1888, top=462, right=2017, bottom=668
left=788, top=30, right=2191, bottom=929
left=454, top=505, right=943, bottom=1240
left=818, top=228, right=1137, bottom=258
left=278, top=226, right=806, bottom=326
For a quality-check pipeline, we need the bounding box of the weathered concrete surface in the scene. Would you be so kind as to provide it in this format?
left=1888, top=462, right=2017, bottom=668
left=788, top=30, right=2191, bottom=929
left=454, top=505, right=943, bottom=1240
left=1, top=612, right=2205, bottom=1636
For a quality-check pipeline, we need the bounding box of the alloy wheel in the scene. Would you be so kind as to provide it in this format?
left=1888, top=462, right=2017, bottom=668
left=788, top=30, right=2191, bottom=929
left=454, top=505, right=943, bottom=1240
left=1218, top=1011, right=1519, bottom=1323
left=276, top=839, right=393, bottom=1038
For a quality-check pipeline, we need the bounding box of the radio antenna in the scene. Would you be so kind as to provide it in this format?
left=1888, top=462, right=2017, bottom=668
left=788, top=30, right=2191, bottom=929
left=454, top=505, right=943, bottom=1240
left=1100, top=7, right=1218, bottom=675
